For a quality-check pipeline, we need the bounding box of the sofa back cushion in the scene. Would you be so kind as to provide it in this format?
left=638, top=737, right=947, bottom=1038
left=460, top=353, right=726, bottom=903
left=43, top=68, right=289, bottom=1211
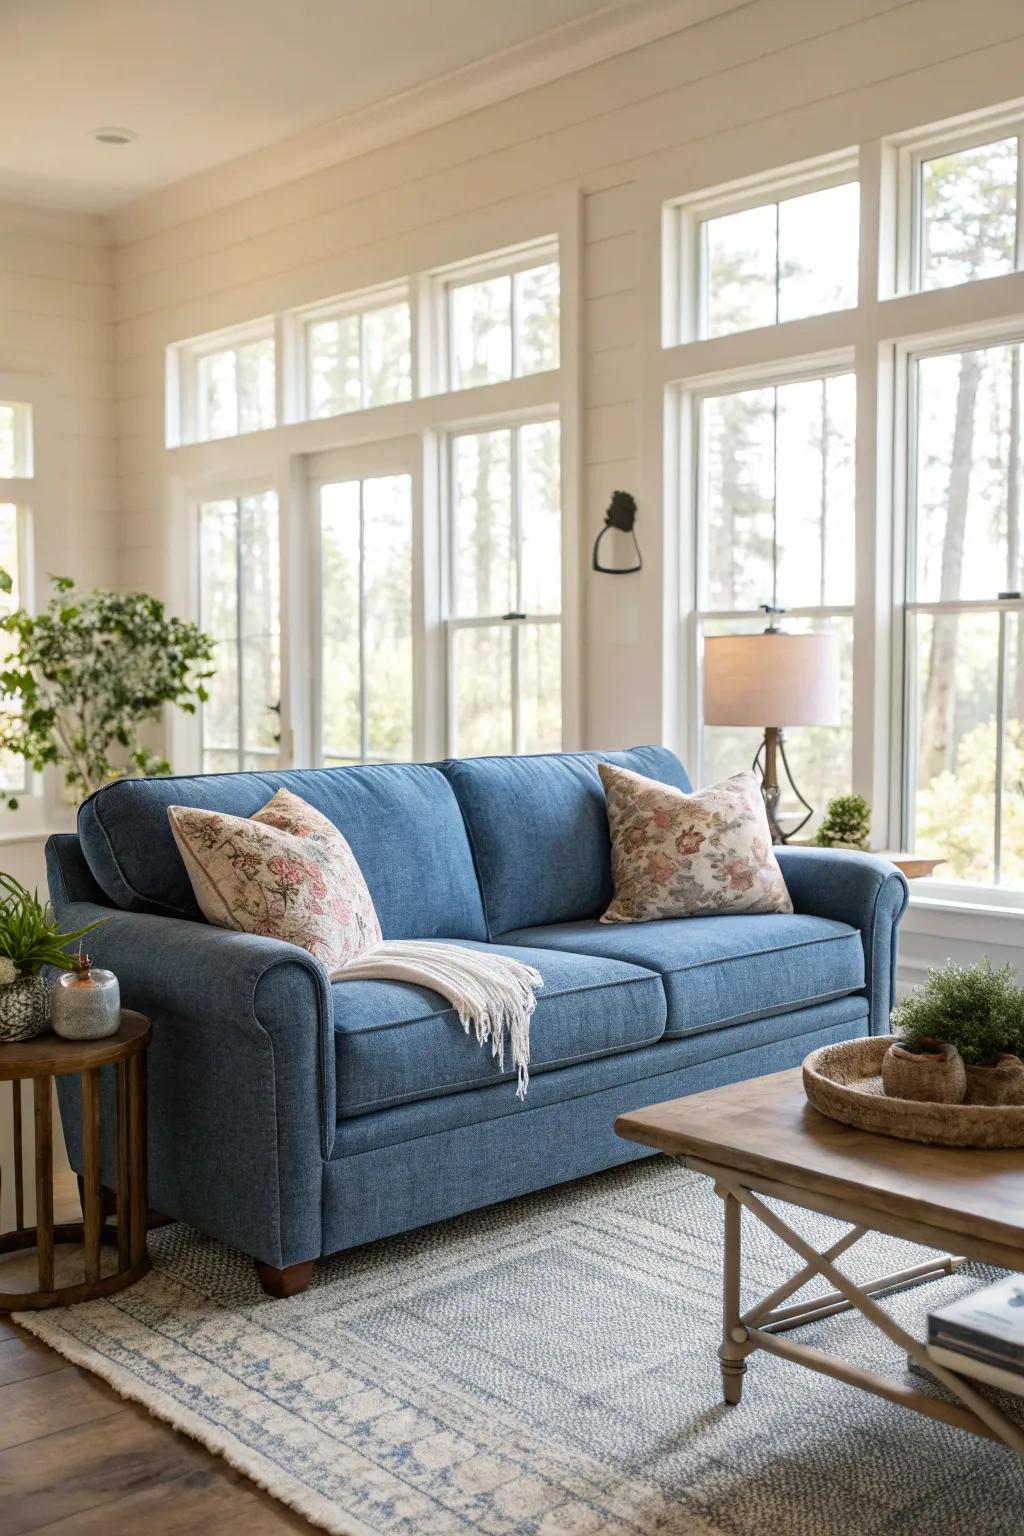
left=78, top=764, right=487, bottom=940
left=438, top=746, right=691, bottom=937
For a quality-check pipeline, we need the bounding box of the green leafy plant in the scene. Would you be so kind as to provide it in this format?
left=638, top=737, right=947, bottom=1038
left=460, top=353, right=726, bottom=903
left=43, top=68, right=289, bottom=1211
left=813, top=793, right=872, bottom=850
left=0, top=572, right=215, bottom=807
left=0, top=873, right=101, bottom=980
left=891, top=958, right=1024, bottom=1065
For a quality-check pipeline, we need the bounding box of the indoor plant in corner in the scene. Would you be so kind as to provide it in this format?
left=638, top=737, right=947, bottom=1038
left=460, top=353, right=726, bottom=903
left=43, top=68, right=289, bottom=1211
left=888, top=958, right=1024, bottom=1106
left=0, top=570, right=215, bottom=806
left=0, top=874, right=100, bottom=1042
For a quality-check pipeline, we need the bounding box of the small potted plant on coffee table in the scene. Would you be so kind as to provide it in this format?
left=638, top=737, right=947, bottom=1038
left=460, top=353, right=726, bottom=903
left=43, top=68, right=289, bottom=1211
left=0, top=874, right=100, bottom=1043
left=888, top=959, right=1024, bottom=1106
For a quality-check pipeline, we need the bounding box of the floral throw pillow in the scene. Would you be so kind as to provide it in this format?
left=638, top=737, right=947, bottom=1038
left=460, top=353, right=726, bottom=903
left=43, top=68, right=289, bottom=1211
left=599, top=764, right=793, bottom=923
left=167, top=787, right=381, bottom=973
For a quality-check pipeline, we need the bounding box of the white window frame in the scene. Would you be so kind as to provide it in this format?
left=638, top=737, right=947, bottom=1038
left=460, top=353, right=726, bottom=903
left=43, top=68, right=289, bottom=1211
left=894, top=106, right=1024, bottom=295
left=168, top=316, right=276, bottom=447
left=685, top=359, right=857, bottom=789
left=164, top=191, right=582, bottom=778
left=644, top=104, right=1024, bottom=914
left=307, top=438, right=423, bottom=766
left=443, top=410, right=563, bottom=758
left=195, top=486, right=283, bottom=775
left=431, top=237, right=560, bottom=395
left=664, top=150, right=859, bottom=348
left=289, top=281, right=412, bottom=423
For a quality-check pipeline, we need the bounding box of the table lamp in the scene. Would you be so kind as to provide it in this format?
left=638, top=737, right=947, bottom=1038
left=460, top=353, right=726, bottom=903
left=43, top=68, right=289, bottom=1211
left=702, top=629, right=840, bottom=843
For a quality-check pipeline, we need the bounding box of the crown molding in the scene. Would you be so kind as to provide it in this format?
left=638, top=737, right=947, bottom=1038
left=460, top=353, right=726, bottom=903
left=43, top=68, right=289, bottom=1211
left=112, top=0, right=749, bottom=246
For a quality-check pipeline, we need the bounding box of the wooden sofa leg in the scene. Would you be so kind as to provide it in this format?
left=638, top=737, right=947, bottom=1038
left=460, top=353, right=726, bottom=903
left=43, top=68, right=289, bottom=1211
left=255, top=1259, right=315, bottom=1298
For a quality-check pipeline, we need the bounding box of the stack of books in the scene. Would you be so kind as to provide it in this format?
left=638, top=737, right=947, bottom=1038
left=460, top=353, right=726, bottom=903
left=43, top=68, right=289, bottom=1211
left=927, top=1276, right=1024, bottom=1396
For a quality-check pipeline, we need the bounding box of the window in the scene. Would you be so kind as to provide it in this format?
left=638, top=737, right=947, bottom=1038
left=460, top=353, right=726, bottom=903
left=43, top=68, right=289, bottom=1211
left=447, top=420, right=561, bottom=755
left=0, top=402, right=32, bottom=477
left=198, top=493, right=280, bottom=772
left=915, top=134, right=1019, bottom=291
left=444, top=246, right=559, bottom=390
left=0, top=399, right=32, bottom=798
left=695, top=373, right=855, bottom=832
left=698, top=181, right=859, bottom=338
left=305, top=289, right=411, bottom=418
left=175, top=323, right=276, bottom=444
left=906, top=340, right=1024, bottom=886
left=317, top=473, right=414, bottom=764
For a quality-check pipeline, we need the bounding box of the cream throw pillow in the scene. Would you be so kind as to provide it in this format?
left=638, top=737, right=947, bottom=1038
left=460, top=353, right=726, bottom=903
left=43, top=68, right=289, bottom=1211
left=599, top=764, right=793, bottom=923
left=167, top=787, right=381, bottom=971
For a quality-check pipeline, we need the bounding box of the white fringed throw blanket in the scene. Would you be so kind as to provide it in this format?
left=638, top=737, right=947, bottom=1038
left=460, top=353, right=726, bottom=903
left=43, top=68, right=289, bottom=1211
left=332, top=941, right=542, bottom=1099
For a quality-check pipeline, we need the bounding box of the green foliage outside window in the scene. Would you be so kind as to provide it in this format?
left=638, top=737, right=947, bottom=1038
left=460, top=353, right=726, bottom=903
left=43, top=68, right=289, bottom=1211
left=0, top=571, right=215, bottom=807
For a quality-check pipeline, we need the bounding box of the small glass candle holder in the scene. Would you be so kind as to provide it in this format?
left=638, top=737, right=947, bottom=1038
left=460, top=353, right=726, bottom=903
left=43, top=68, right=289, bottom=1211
left=52, top=954, right=121, bottom=1040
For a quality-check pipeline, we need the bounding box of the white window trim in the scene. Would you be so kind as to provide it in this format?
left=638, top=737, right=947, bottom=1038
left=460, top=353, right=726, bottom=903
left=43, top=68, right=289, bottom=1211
left=285, top=280, right=412, bottom=425
left=169, top=316, right=276, bottom=448
left=891, top=99, right=1024, bottom=295
left=443, top=410, right=563, bottom=758
left=637, top=113, right=1024, bottom=909
left=664, top=149, right=859, bottom=348
left=0, top=370, right=58, bottom=836
left=163, top=190, right=582, bottom=774
left=430, top=236, right=560, bottom=396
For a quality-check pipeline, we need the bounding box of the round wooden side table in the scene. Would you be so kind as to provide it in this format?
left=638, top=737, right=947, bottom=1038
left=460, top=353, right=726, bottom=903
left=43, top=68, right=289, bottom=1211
left=0, top=1009, right=151, bottom=1310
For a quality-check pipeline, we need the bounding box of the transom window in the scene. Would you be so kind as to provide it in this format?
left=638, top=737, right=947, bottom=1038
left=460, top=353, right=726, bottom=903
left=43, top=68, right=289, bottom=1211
left=447, top=419, right=561, bottom=756
left=0, top=402, right=32, bottom=478
left=443, top=246, right=559, bottom=391
left=695, top=372, right=855, bottom=831
left=198, top=493, right=281, bottom=773
left=914, top=133, right=1020, bottom=291
left=696, top=180, right=859, bottom=339
left=304, top=288, right=411, bottom=418
left=173, top=322, right=276, bottom=445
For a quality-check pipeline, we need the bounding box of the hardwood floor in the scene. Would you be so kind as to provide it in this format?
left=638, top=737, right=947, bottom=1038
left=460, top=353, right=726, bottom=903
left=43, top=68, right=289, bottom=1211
left=0, top=1313, right=318, bottom=1534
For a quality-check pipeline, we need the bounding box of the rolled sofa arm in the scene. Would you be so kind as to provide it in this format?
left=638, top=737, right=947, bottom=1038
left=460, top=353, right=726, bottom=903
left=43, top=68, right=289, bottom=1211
left=774, top=846, right=910, bottom=1037
left=48, top=880, right=335, bottom=1269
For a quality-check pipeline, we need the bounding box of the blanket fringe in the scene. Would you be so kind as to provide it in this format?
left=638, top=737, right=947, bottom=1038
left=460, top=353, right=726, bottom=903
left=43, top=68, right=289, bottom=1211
left=333, top=941, right=542, bottom=1098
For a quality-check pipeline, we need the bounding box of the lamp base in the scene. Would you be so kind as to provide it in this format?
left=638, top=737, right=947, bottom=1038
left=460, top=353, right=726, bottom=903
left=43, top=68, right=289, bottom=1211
left=752, top=726, right=814, bottom=844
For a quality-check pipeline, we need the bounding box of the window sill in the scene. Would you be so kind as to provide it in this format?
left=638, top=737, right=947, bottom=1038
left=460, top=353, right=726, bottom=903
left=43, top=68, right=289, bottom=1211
left=903, top=883, right=1024, bottom=943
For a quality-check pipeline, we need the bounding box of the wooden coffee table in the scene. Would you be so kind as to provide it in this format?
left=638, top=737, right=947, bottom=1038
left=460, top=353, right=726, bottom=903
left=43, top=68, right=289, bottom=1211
left=616, top=1068, right=1024, bottom=1455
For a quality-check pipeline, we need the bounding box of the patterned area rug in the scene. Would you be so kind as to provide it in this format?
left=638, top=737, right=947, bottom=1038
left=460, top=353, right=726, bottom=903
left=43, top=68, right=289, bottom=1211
left=16, top=1159, right=1024, bottom=1535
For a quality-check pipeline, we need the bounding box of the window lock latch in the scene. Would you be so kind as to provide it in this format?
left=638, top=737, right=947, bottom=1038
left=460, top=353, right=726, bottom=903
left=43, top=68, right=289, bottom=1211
left=998, top=590, right=1022, bottom=601
left=501, top=611, right=526, bottom=621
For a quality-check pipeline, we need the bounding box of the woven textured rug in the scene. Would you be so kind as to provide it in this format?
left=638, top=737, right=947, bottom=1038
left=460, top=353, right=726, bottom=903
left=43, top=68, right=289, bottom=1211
left=16, top=1159, right=1024, bottom=1535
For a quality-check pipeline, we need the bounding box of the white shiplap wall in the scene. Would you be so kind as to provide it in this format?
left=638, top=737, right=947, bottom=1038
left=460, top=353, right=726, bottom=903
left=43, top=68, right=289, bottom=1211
left=0, top=200, right=117, bottom=889
left=2, top=0, right=1019, bottom=983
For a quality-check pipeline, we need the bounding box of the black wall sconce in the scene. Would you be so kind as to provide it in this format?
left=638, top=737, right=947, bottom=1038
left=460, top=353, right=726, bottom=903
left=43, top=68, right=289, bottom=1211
left=592, top=490, right=642, bottom=574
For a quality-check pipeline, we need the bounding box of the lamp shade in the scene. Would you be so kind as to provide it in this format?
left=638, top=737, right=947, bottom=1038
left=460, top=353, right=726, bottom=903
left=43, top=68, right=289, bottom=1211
left=703, top=631, right=840, bottom=728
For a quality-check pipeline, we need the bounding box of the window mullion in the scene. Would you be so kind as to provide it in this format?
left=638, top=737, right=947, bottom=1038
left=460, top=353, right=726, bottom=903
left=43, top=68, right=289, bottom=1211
left=235, top=499, right=245, bottom=773
left=995, top=608, right=1008, bottom=884
left=358, top=481, right=368, bottom=764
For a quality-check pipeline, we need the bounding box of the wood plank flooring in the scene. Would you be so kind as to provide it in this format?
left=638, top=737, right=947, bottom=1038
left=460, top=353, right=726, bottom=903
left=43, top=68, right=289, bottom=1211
left=0, top=1313, right=318, bottom=1533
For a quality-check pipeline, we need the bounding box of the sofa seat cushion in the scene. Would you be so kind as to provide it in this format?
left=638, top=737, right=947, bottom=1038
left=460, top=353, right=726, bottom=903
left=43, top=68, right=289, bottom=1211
left=332, top=941, right=666, bottom=1117
left=498, top=913, right=864, bottom=1039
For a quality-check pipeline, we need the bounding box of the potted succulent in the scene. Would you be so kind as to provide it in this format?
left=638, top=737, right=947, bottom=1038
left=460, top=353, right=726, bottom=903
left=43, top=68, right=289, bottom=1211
left=0, top=874, right=100, bottom=1042
left=889, top=959, right=1024, bottom=1106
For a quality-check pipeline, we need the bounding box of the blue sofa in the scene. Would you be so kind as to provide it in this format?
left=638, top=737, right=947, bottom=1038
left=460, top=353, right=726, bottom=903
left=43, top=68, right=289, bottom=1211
left=46, top=746, right=908, bottom=1295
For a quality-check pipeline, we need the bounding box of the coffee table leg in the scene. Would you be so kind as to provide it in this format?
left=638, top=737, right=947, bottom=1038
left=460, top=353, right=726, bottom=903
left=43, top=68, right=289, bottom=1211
left=719, top=1188, right=749, bottom=1405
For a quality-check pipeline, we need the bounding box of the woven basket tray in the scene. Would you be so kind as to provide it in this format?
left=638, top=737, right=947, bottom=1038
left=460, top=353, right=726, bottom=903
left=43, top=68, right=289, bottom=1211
left=803, top=1036, right=1024, bottom=1148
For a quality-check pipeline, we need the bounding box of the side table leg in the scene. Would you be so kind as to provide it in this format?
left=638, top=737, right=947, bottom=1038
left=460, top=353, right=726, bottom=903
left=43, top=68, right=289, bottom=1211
left=33, top=1077, right=54, bottom=1295
left=719, top=1188, right=748, bottom=1406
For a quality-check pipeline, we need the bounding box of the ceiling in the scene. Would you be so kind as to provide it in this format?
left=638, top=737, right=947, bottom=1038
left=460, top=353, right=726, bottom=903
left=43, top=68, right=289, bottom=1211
left=0, top=0, right=662, bottom=214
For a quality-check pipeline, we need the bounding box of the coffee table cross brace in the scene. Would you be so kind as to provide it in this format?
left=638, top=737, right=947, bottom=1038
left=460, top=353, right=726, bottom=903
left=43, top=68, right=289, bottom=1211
left=697, top=1156, right=1024, bottom=1458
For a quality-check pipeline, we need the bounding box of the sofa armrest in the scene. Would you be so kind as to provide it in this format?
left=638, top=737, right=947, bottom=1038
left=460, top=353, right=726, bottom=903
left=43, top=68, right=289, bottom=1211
left=774, top=847, right=909, bottom=1036
left=54, top=898, right=335, bottom=1268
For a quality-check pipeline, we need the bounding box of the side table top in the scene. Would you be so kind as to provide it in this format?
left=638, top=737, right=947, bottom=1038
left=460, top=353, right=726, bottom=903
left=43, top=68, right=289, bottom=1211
left=0, top=1009, right=151, bottom=1080
left=616, top=1067, right=1024, bottom=1260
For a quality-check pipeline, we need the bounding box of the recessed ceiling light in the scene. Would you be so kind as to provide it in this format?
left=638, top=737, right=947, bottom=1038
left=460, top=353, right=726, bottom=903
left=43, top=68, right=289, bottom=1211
left=91, top=127, right=137, bottom=145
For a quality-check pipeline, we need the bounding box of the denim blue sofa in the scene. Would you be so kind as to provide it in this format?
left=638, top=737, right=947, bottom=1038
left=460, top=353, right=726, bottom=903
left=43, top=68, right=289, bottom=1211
left=46, top=746, right=908, bottom=1295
